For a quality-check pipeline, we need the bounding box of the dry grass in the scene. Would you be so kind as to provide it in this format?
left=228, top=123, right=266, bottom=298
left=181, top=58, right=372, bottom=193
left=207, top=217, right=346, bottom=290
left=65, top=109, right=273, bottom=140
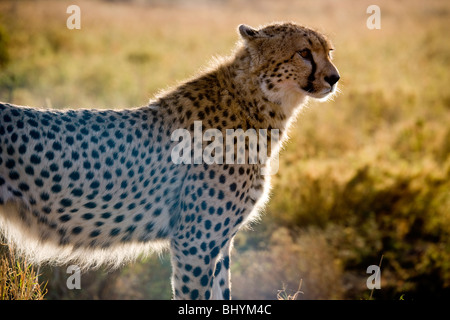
left=277, top=279, right=304, bottom=300
left=0, top=241, right=47, bottom=300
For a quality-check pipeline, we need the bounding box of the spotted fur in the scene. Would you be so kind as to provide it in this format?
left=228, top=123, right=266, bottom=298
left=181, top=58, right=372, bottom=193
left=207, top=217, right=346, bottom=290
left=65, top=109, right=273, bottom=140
left=0, top=22, right=339, bottom=300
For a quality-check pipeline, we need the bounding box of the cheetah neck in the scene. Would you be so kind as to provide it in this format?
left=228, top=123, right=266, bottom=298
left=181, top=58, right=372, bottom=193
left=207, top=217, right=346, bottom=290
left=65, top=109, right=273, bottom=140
left=220, top=48, right=308, bottom=139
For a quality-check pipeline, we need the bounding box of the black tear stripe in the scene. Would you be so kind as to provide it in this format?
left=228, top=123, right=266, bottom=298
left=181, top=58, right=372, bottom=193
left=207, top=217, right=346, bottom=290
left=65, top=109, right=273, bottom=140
left=302, top=54, right=317, bottom=92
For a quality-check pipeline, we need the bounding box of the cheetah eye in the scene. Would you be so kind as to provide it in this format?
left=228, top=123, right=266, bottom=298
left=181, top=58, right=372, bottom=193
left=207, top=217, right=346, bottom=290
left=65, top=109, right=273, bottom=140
left=298, top=49, right=312, bottom=60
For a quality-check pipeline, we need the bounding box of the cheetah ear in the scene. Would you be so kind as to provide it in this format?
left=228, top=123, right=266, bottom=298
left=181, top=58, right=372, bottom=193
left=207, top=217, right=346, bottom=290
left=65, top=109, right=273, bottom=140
left=238, top=24, right=261, bottom=41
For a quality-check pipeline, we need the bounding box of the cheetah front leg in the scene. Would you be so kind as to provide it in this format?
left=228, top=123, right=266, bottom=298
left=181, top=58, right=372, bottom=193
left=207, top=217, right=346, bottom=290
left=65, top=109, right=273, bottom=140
left=169, top=236, right=233, bottom=300
left=211, top=240, right=233, bottom=300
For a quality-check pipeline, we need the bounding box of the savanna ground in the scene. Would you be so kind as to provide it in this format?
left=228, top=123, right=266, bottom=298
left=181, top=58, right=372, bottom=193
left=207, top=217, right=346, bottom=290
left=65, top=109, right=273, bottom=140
left=0, top=0, right=449, bottom=300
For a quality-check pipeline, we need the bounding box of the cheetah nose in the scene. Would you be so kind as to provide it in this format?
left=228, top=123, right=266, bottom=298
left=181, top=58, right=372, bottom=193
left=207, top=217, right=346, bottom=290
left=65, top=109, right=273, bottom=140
left=324, top=74, right=340, bottom=87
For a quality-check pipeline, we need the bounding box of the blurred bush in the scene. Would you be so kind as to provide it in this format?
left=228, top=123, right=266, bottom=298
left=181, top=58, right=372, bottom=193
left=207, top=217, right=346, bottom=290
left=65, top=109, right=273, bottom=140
left=262, top=153, right=450, bottom=299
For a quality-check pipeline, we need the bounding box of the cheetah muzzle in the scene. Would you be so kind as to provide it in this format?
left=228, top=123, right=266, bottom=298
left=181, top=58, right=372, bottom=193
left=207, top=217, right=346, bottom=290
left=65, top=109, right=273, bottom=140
left=0, top=22, right=339, bottom=300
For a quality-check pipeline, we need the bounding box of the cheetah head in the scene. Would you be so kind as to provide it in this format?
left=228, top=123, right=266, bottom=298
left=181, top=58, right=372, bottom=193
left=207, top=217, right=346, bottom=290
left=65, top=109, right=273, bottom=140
left=238, top=22, right=340, bottom=105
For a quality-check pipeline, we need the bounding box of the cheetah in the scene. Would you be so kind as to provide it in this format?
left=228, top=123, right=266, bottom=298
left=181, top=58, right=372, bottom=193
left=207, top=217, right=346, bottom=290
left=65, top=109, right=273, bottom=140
left=0, top=22, right=339, bottom=300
